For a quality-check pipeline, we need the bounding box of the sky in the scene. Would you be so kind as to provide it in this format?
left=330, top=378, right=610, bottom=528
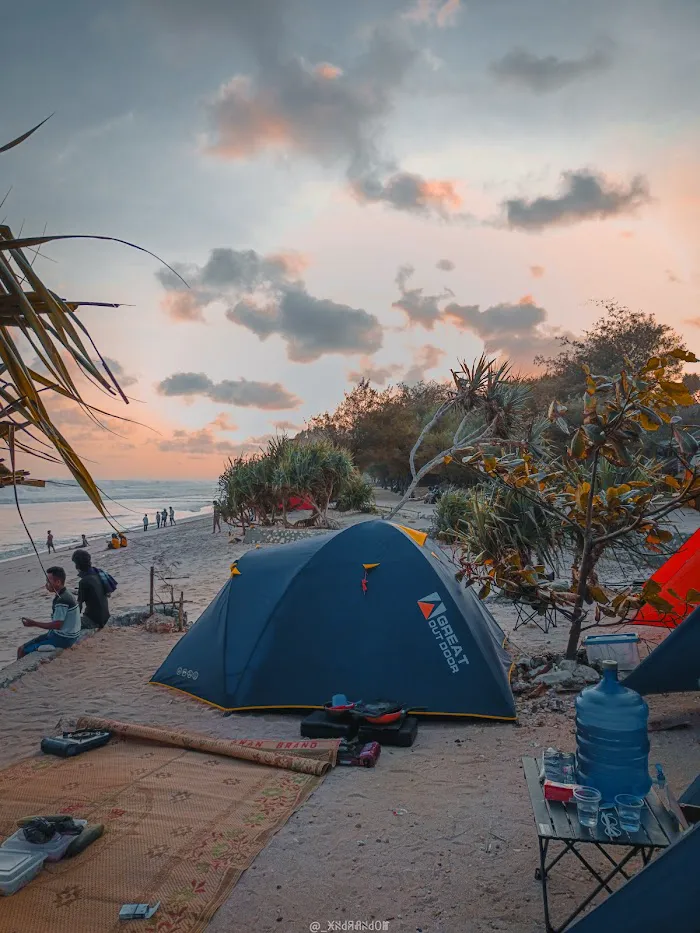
left=3, top=0, right=699, bottom=479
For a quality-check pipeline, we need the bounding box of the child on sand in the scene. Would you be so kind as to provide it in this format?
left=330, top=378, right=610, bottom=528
left=46, top=530, right=56, bottom=554
left=143, top=513, right=149, bottom=531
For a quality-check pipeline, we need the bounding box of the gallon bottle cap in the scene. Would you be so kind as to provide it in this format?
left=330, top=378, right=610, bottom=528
left=602, top=659, right=619, bottom=678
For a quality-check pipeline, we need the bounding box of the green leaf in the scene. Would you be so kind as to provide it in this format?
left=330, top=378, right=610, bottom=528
left=569, top=428, right=587, bottom=459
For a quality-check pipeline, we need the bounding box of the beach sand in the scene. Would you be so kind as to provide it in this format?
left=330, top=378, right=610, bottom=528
left=1, top=497, right=699, bottom=932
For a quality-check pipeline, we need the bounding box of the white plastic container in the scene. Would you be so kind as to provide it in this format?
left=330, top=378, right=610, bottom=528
left=1, top=820, right=87, bottom=862
left=583, top=633, right=640, bottom=671
left=0, top=849, right=45, bottom=896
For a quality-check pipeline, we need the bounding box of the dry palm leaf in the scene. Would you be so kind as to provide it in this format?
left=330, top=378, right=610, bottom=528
left=0, top=119, right=188, bottom=515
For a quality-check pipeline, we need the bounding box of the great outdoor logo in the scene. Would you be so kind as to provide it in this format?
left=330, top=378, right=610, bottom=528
left=417, top=592, right=469, bottom=675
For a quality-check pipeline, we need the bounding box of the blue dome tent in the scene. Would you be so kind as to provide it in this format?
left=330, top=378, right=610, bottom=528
left=151, top=520, right=516, bottom=720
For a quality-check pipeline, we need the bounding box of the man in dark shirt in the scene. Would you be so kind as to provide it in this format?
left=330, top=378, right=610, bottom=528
left=71, top=549, right=110, bottom=630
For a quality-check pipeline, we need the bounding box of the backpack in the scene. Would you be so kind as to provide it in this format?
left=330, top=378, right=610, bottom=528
left=92, top=567, right=118, bottom=595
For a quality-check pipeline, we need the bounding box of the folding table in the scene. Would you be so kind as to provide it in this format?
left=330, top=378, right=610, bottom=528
left=522, top=757, right=679, bottom=933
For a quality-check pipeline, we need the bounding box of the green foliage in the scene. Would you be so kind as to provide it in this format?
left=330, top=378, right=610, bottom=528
left=458, top=348, right=700, bottom=657
left=218, top=436, right=368, bottom=528
left=436, top=484, right=563, bottom=568
left=532, top=300, right=688, bottom=403
left=335, top=473, right=376, bottom=513
left=306, top=379, right=462, bottom=492
left=432, top=487, right=473, bottom=542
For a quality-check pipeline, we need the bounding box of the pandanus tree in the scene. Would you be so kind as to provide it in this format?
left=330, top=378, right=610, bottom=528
left=0, top=117, right=185, bottom=519
left=386, top=355, right=536, bottom=517
left=218, top=436, right=373, bottom=529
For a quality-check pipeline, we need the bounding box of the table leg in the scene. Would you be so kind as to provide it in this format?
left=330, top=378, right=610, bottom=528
left=537, top=836, right=555, bottom=933
left=556, top=845, right=642, bottom=931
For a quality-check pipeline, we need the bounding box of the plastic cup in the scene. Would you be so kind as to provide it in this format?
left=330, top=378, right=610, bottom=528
left=574, top=786, right=601, bottom=828
left=615, top=794, right=644, bottom=833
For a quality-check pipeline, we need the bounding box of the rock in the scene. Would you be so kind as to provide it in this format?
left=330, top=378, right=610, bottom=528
left=531, top=662, right=553, bottom=679
left=558, top=662, right=599, bottom=683
left=517, top=656, right=534, bottom=670
left=534, top=669, right=574, bottom=687
left=511, top=680, right=528, bottom=695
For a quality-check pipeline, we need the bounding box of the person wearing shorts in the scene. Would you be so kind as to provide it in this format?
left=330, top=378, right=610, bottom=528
left=18, top=567, right=80, bottom=659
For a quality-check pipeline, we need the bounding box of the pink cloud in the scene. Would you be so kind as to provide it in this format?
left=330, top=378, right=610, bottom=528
left=161, top=291, right=205, bottom=323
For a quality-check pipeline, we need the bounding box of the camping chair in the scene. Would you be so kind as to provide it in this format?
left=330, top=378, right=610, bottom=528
left=566, top=774, right=700, bottom=933
left=512, top=590, right=576, bottom=636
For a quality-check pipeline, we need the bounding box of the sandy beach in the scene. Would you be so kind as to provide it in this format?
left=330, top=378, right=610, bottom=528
left=1, top=497, right=699, bottom=932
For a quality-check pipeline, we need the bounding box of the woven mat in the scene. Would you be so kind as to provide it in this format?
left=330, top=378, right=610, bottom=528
left=0, top=723, right=337, bottom=933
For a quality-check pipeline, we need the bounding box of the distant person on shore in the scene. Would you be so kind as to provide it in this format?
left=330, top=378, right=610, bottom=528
left=143, top=513, right=149, bottom=532
left=81, top=534, right=88, bottom=548
left=46, top=530, right=56, bottom=554
left=71, top=550, right=110, bottom=630
left=17, top=566, right=80, bottom=659
left=169, top=506, right=175, bottom=526
left=212, top=500, right=222, bottom=533
left=156, top=510, right=161, bottom=529
left=161, top=508, right=167, bottom=528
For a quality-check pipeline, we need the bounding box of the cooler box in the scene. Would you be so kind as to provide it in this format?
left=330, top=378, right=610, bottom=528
left=583, top=633, right=640, bottom=671
left=0, top=849, right=45, bottom=896
left=1, top=820, right=87, bottom=862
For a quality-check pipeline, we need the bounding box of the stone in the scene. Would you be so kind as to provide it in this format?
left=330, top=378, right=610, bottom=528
left=511, top=680, right=528, bottom=695
left=534, top=669, right=574, bottom=687
left=559, top=662, right=600, bottom=684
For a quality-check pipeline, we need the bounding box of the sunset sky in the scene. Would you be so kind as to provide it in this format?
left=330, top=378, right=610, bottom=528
left=4, top=0, right=699, bottom=479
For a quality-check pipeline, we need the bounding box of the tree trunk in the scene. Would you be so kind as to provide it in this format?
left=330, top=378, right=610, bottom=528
left=565, top=450, right=600, bottom=659
left=565, top=545, right=594, bottom=659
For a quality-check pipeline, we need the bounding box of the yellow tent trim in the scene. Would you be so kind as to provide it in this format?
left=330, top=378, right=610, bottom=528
left=230, top=565, right=241, bottom=576
left=149, top=683, right=516, bottom=720
left=363, top=562, right=380, bottom=570
left=394, top=523, right=428, bottom=547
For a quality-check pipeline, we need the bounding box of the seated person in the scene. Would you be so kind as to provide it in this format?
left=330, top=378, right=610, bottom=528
left=108, top=533, right=120, bottom=549
left=118, top=533, right=128, bottom=547
left=17, top=567, right=81, bottom=659
left=71, top=549, right=110, bottom=630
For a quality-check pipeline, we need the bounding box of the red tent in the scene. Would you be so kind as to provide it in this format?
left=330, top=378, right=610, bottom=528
left=283, top=496, right=314, bottom=512
left=632, top=528, right=700, bottom=627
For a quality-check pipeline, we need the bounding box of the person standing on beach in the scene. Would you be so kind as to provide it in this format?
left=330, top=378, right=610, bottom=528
left=81, top=534, right=88, bottom=548
left=212, top=500, right=222, bottom=533
left=143, top=513, right=149, bottom=531
left=46, top=530, right=56, bottom=554
left=17, top=567, right=81, bottom=658
left=156, top=510, right=161, bottom=529
left=161, top=507, right=168, bottom=528
left=71, top=550, right=110, bottom=630
left=169, top=506, right=175, bottom=526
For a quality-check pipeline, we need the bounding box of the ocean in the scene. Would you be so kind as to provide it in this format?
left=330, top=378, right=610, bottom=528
left=0, top=479, right=217, bottom=563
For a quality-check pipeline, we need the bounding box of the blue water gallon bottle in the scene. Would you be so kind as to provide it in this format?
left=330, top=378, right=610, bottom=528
left=575, top=659, right=651, bottom=805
